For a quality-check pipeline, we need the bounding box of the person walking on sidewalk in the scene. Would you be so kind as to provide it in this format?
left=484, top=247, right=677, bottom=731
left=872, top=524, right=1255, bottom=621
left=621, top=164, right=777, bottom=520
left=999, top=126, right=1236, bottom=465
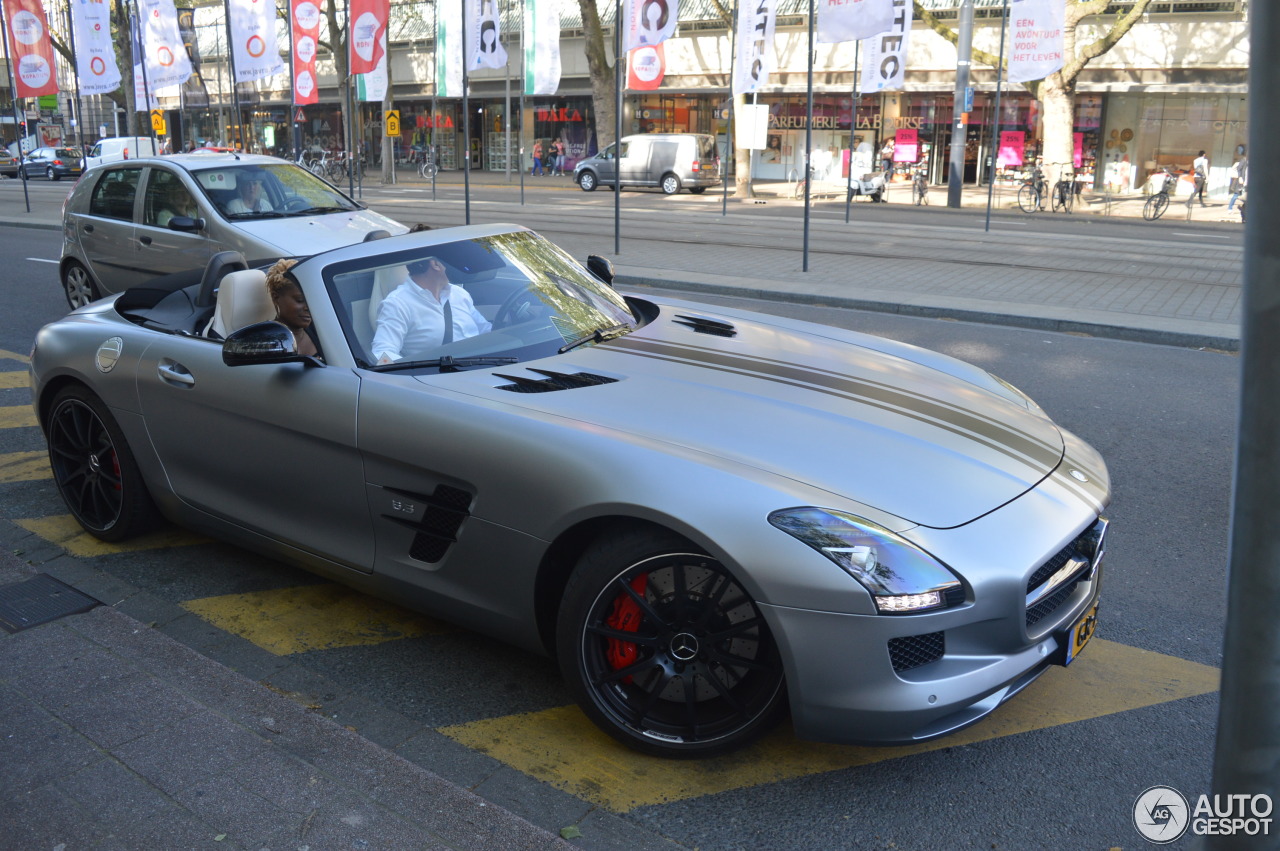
left=1228, top=152, right=1247, bottom=211
left=552, top=139, right=566, bottom=176
left=1189, top=150, right=1209, bottom=206
left=532, top=140, right=544, bottom=176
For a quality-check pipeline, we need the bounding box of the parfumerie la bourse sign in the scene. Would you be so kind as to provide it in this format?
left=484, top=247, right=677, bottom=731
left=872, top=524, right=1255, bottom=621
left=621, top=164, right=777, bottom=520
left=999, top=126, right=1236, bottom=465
left=769, top=114, right=926, bottom=130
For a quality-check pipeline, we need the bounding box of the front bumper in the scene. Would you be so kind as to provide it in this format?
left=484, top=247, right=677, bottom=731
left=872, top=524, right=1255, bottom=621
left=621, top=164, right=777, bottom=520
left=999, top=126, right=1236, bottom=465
left=764, top=555, right=1103, bottom=745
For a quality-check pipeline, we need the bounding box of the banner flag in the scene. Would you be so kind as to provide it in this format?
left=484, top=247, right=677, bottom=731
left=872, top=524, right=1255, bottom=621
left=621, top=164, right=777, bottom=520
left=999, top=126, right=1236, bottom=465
left=466, top=0, right=507, bottom=70
left=1007, top=0, right=1065, bottom=83
left=860, top=0, right=911, bottom=92
left=291, top=0, right=320, bottom=103
left=131, top=22, right=160, bottom=110
left=138, top=0, right=193, bottom=89
left=349, top=0, right=388, bottom=75
left=523, top=0, right=561, bottom=95
left=357, top=32, right=388, bottom=101
left=816, top=0, right=894, bottom=44
left=70, top=0, right=121, bottom=96
left=4, top=0, right=59, bottom=97
left=626, top=43, right=664, bottom=91
left=435, top=0, right=463, bottom=96
left=731, top=0, right=776, bottom=97
left=621, top=0, right=677, bottom=52
left=229, top=0, right=285, bottom=82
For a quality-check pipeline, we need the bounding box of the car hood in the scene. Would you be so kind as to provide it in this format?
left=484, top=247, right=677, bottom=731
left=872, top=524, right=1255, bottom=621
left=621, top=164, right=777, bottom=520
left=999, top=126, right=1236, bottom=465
left=234, top=209, right=405, bottom=254
left=438, top=314, right=1065, bottom=529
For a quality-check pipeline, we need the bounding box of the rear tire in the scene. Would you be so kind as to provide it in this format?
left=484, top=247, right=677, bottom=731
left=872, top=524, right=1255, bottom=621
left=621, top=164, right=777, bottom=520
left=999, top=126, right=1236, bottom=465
left=1017, top=184, right=1038, bottom=213
left=47, top=167, right=58, bottom=181
left=661, top=173, right=682, bottom=195
left=556, top=527, right=788, bottom=758
left=46, top=385, right=159, bottom=542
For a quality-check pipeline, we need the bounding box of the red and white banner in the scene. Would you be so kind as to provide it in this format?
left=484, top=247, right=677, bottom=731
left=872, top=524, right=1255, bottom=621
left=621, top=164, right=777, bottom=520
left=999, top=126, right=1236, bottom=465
left=816, top=0, right=894, bottom=44
left=3, top=0, right=58, bottom=97
left=138, top=0, right=193, bottom=89
left=229, top=0, right=285, bottom=82
left=70, top=0, right=121, bottom=96
left=627, top=44, right=664, bottom=91
left=348, top=0, right=388, bottom=75
left=291, top=0, right=320, bottom=104
left=622, top=0, right=678, bottom=52
left=1008, top=0, right=1065, bottom=83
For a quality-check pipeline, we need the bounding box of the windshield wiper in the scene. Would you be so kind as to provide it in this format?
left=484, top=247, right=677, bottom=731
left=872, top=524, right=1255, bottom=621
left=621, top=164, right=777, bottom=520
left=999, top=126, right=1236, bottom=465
left=372, top=355, right=519, bottom=374
left=558, top=323, right=633, bottom=354
left=286, top=205, right=352, bottom=216
left=225, top=210, right=286, bottom=219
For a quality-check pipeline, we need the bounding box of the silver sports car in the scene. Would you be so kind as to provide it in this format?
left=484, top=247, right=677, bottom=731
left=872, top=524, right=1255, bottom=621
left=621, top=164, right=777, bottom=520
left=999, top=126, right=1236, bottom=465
left=29, top=224, right=1109, bottom=758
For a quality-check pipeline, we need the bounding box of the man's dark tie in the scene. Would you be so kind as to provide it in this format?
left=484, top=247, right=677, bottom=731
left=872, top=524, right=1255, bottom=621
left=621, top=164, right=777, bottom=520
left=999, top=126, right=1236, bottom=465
left=442, top=298, right=454, bottom=344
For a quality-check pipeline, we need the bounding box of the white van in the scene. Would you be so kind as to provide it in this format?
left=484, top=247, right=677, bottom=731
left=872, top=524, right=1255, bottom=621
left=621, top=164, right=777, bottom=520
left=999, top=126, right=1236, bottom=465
left=573, top=133, right=721, bottom=195
left=83, top=136, right=158, bottom=170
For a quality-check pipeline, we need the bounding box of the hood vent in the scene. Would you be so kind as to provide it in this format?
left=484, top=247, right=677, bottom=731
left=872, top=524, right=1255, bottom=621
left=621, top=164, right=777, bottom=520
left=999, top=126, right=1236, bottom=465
left=673, top=314, right=737, bottom=337
left=494, top=369, right=619, bottom=393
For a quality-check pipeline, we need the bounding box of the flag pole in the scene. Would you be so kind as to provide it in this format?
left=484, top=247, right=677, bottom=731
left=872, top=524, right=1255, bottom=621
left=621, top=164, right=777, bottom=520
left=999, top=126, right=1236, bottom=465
left=519, top=0, right=525, bottom=204
left=64, top=0, right=87, bottom=155
left=288, top=0, right=298, bottom=160
left=463, top=0, right=472, bottom=225
left=221, top=0, right=244, bottom=150
left=721, top=0, right=735, bottom=216
left=134, top=0, right=159, bottom=148
left=802, top=0, right=814, bottom=272
left=984, top=0, right=1009, bottom=233
left=844, top=39, right=858, bottom=224
left=0, top=0, right=31, bottom=212
left=613, top=0, right=622, bottom=255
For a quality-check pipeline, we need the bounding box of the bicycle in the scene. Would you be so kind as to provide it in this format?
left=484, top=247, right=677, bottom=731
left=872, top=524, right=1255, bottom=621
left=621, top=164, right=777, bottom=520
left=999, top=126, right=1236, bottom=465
left=1142, top=168, right=1177, bottom=221
left=1017, top=165, right=1046, bottom=213
left=793, top=163, right=831, bottom=200
left=911, top=166, right=929, bottom=206
left=1050, top=164, right=1076, bottom=214
left=418, top=147, right=439, bottom=179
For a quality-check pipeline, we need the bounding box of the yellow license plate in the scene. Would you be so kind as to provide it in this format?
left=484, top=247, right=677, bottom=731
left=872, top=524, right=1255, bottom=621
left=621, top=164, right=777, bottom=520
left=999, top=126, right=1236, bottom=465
left=1065, top=601, right=1098, bottom=665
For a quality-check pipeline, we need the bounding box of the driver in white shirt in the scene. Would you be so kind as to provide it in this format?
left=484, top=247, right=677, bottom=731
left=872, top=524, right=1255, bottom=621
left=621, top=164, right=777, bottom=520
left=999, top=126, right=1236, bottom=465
left=371, top=256, right=492, bottom=364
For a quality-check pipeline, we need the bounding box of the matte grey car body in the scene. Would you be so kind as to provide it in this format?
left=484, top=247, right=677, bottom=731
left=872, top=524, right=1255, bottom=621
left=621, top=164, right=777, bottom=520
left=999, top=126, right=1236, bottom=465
left=59, top=152, right=405, bottom=309
left=29, top=224, right=1109, bottom=758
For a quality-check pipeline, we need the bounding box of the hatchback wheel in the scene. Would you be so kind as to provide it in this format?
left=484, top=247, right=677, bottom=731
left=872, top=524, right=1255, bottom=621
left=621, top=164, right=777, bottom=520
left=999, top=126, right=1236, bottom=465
left=47, top=385, right=158, bottom=541
left=557, top=528, right=787, bottom=758
left=62, top=261, right=100, bottom=309
left=661, top=173, right=682, bottom=195
left=579, top=171, right=597, bottom=192
left=47, top=167, right=58, bottom=181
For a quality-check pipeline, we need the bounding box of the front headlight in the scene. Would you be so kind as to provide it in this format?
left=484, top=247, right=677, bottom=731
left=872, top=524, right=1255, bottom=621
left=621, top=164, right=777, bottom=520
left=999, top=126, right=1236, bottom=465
left=768, top=507, right=962, bottom=614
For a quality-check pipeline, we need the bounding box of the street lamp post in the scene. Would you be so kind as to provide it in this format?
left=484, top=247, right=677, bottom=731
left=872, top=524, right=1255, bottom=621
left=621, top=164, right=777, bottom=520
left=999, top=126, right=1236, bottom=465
left=947, top=0, right=974, bottom=208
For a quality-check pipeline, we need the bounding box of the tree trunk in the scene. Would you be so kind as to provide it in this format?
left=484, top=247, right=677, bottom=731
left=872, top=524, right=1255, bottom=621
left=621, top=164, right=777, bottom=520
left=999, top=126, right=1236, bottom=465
left=1039, top=74, right=1075, bottom=189
left=731, top=92, right=754, bottom=198
left=382, top=57, right=395, bottom=184
left=576, top=0, right=617, bottom=150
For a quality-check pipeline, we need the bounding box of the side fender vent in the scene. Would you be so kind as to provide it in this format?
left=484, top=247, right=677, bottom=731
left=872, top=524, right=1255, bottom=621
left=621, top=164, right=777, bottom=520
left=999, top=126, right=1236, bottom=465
left=380, top=484, right=473, bottom=564
left=493, top=369, right=619, bottom=393
left=673, top=314, right=737, bottom=337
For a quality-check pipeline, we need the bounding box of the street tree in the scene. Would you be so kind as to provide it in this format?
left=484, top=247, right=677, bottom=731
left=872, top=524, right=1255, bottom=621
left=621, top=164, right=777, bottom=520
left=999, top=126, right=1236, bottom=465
left=914, top=0, right=1156, bottom=179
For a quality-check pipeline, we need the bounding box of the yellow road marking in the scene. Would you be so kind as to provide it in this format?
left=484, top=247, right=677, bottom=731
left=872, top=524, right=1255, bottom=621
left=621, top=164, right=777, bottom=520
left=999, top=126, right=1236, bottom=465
left=0, top=450, right=50, bottom=482
left=181, top=584, right=449, bottom=655
left=440, top=639, right=1219, bottom=812
left=0, top=349, right=30, bottom=365
left=0, top=371, right=28, bottom=389
left=0, top=405, right=38, bottom=428
left=13, top=514, right=209, bottom=557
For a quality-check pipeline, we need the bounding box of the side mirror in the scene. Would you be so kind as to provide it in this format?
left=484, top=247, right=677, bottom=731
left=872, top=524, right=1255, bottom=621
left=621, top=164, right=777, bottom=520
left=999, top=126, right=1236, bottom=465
left=167, top=216, right=204, bottom=232
left=586, top=254, right=614, bottom=287
left=223, top=320, right=320, bottom=367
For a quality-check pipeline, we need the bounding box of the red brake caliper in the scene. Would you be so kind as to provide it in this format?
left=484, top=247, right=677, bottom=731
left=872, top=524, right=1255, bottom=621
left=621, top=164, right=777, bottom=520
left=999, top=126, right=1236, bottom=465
left=605, top=574, right=649, bottom=680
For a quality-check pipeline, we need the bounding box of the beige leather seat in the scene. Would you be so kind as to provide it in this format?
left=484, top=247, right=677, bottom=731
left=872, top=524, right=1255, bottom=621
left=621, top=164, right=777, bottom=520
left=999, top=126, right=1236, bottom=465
left=352, top=265, right=407, bottom=354
left=204, top=269, right=273, bottom=339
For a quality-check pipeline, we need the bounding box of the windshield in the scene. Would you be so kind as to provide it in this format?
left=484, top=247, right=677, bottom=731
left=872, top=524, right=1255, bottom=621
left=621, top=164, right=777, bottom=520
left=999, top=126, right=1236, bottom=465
left=325, top=230, right=638, bottom=372
left=190, top=162, right=360, bottom=220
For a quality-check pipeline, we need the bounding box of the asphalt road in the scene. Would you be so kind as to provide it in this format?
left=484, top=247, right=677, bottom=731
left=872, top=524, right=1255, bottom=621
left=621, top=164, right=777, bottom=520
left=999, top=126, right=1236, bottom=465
left=0, top=221, right=1236, bottom=850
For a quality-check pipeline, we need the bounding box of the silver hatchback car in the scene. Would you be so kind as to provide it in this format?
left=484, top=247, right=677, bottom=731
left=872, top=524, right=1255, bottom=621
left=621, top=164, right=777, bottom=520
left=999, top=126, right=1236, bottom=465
left=59, top=153, right=405, bottom=308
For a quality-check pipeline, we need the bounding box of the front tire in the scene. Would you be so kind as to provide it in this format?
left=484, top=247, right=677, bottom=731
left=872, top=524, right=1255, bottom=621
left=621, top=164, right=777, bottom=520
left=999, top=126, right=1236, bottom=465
left=557, top=528, right=788, bottom=758
left=62, top=260, right=100, bottom=309
left=1017, top=184, right=1038, bottom=213
left=578, top=171, right=598, bottom=192
left=661, top=173, right=682, bottom=195
left=46, top=385, right=158, bottom=542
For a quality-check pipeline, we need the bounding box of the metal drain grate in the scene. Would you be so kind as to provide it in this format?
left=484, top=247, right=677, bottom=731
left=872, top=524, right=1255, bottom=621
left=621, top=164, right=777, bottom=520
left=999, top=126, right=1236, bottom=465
left=0, top=574, right=100, bottom=634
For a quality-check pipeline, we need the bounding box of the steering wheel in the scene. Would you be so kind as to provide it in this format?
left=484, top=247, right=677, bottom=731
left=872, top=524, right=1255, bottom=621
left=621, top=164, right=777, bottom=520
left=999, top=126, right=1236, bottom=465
left=493, top=287, right=546, bottom=329
left=281, top=196, right=310, bottom=212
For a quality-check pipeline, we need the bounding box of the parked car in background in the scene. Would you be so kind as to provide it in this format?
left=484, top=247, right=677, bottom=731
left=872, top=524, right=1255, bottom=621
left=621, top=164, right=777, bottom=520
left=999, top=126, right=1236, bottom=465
left=31, top=223, right=1109, bottom=759
left=59, top=152, right=406, bottom=308
left=0, top=148, right=18, bottom=178
left=574, top=133, right=721, bottom=195
left=20, top=147, right=83, bottom=181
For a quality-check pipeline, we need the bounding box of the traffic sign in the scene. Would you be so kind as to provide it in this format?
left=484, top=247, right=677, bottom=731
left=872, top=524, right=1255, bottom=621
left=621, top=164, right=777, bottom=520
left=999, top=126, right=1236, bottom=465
left=150, top=109, right=166, bottom=135
left=385, top=109, right=400, bottom=137
left=294, top=107, right=306, bottom=123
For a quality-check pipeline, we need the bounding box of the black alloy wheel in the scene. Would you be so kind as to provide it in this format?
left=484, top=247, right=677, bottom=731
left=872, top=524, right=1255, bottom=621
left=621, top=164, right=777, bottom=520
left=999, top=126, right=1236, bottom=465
left=558, top=528, right=787, bottom=758
left=46, top=386, right=157, bottom=541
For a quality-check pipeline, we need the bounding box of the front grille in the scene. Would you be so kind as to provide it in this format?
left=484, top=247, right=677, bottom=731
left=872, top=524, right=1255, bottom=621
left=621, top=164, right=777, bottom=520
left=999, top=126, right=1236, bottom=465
left=1023, top=520, right=1105, bottom=628
left=888, top=632, right=945, bottom=673
left=1026, top=580, right=1082, bottom=627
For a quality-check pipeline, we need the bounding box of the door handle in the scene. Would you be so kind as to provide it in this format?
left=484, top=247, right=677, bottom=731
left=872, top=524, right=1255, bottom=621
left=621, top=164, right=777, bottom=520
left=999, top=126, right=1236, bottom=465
left=139, top=235, right=152, bottom=246
left=157, top=362, right=195, bottom=386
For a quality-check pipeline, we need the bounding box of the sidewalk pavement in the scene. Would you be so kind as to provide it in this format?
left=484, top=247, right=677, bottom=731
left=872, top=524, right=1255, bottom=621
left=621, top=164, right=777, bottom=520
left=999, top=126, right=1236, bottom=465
left=0, top=548, right=573, bottom=850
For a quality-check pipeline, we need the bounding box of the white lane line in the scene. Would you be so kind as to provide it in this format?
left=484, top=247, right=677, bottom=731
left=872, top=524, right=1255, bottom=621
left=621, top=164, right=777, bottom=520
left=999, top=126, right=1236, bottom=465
left=27, top=257, right=58, bottom=264
left=1172, top=232, right=1232, bottom=239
